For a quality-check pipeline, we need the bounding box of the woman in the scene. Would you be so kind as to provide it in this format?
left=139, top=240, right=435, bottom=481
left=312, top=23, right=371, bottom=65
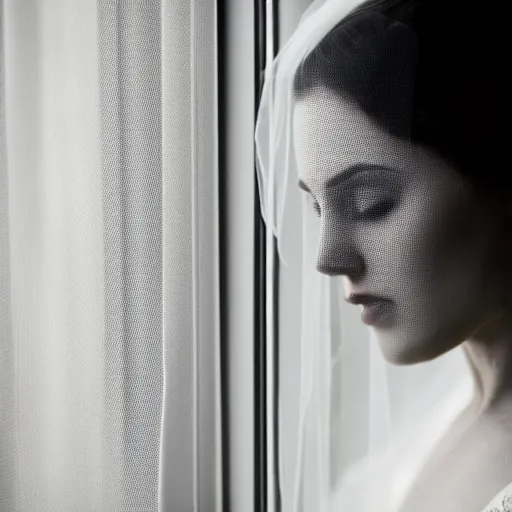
left=257, top=0, right=510, bottom=510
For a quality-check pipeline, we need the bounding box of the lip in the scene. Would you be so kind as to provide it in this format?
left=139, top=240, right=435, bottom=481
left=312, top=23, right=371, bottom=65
left=346, top=293, right=387, bottom=305
left=359, top=300, right=392, bottom=326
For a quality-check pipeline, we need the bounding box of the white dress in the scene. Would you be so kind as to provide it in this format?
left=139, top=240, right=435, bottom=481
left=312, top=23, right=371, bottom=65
left=482, top=483, right=512, bottom=512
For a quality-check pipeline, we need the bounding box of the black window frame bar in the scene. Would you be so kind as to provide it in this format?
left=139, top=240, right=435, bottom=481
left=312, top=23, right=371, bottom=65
left=217, top=1, right=229, bottom=510
left=254, top=1, right=281, bottom=512
left=217, top=0, right=281, bottom=509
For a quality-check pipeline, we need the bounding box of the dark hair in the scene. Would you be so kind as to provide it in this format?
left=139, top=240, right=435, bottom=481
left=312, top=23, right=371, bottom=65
left=293, top=0, right=501, bottom=195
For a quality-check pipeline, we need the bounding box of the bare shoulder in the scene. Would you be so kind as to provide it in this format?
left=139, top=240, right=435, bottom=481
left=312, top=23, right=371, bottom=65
left=482, top=482, right=512, bottom=512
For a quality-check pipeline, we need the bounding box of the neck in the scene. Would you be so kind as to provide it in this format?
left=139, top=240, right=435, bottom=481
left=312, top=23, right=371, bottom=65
left=463, top=308, right=512, bottom=414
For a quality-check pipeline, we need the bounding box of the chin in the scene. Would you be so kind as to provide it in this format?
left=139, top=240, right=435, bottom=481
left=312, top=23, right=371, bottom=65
left=376, top=333, right=454, bottom=366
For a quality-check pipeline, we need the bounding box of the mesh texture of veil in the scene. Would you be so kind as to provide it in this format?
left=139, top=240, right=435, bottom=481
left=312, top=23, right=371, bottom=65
left=254, top=0, right=475, bottom=510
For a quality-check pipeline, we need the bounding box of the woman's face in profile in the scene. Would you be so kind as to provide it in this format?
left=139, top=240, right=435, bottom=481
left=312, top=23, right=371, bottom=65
left=293, top=87, right=510, bottom=364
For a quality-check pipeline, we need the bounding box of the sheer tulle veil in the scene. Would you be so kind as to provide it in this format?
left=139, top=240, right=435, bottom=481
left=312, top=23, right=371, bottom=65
left=254, top=0, right=474, bottom=510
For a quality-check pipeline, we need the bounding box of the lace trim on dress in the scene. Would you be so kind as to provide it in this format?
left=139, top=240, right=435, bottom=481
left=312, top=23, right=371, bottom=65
left=484, top=485, right=512, bottom=512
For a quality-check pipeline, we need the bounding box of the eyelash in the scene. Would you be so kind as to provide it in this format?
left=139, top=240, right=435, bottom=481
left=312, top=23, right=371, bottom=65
left=312, top=200, right=322, bottom=217
left=360, top=200, right=394, bottom=220
left=309, top=197, right=394, bottom=220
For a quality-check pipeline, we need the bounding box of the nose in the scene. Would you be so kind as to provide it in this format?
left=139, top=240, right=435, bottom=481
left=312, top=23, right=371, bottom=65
left=315, top=227, right=364, bottom=278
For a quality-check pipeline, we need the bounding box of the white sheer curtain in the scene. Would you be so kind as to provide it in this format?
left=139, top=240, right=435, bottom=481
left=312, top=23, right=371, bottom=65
left=0, top=1, right=221, bottom=511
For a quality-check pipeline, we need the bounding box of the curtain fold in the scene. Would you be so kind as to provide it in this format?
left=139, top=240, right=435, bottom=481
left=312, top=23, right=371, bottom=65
left=0, top=1, right=221, bottom=511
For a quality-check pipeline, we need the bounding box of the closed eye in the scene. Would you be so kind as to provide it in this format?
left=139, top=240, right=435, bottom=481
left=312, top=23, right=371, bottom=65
left=299, top=167, right=400, bottom=220
left=356, top=199, right=395, bottom=220
left=306, top=195, right=395, bottom=220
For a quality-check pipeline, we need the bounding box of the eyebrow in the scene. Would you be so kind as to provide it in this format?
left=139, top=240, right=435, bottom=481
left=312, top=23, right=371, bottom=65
left=297, top=163, right=397, bottom=194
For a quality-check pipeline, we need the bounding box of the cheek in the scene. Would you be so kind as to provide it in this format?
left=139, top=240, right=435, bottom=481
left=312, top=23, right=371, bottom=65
left=361, top=182, right=498, bottom=363
left=355, top=182, right=464, bottom=290
left=389, top=179, right=488, bottom=288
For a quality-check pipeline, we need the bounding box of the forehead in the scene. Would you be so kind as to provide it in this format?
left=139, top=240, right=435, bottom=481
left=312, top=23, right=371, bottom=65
left=293, top=89, right=413, bottom=191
